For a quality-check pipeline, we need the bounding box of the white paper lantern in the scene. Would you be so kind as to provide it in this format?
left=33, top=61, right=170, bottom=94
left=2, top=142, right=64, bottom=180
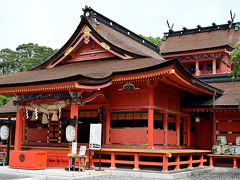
left=0, top=125, right=9, bottom=140
left=66, top=125, right=76, bottom=142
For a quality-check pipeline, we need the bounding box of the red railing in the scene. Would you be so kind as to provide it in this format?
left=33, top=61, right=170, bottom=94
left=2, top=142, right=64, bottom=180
left=92, top=150, right=208, bottom=171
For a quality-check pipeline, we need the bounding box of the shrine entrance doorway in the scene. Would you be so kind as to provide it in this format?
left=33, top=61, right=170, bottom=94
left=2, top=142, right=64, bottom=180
left=77, top=109, right=99, bottom=143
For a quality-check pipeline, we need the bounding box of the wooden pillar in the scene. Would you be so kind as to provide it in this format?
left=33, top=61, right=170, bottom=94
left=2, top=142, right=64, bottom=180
left=110, top=152, right=116, bottom=169
left=148, top=108, right=154, bottom=147
left=176, top=116, right=180, bottom=146
left=213, top=111, right=216, bottom=145
left=14, top=107, right=23, bottom=150
left=212, top=59, right=216, bottom=74
left=163, top=113, right=168, bottom=146
left=200, top=154, right=204, bottom=167
left=70, top=104, right=78, bottom=142
left=175, top=155, right=180, bottom=170
left=209, top=156, right=213, bottom=167
left=187, top=115, right=190, bottom=147
left=233, top=158, right=237, bottom=168
left=148, top=88, right=154, bottom=147
left=133, top=153, right=139, bottom=170
left=188, top=155, right=193, bottom=168
left=195, top=60, right=200, bottom=76
left=162, top=154, right=168, bottom=172
left=105, top=111, right=111, bottom=144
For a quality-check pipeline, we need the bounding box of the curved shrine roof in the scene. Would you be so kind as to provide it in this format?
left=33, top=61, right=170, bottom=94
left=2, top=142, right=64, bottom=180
left=0, top=58, right=164, bottom=87
left=161, top=24, right=240, bottom=54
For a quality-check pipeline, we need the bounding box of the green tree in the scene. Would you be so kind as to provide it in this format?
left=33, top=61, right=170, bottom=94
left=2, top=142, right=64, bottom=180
left=230, top=41, right=240, bottom=109
left=0, top=48, right=17, bottom=75
left=139, top=34, right=162, bottom=46
left=16, top=43, right=58, bottom=72
left=230, top=41, right=240, bottom=80
left=0, top=43, right=58, bottom=106
left=0, top=95, right=12, bottom=106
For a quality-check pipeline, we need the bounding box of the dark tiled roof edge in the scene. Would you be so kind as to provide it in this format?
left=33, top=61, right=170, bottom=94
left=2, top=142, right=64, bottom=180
left=197, top=73, right=239, bottom=83
left=82, top=6, right=160, bottom=54
left=163, top=22, right=240, bottom=37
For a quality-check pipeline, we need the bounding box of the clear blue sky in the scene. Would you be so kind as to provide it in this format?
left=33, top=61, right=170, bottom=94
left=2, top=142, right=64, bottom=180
left=1, top=0, right=240, bottom=50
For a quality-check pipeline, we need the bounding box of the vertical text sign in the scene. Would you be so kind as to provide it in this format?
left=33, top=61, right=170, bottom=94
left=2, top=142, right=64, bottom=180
left=89, top=124, right=102, bottom=149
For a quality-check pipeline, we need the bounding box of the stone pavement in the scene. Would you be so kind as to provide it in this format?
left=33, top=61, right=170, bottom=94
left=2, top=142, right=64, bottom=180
left=0, top=166, right=107, bottom=180
left=0, top=166, right=240, bottom=179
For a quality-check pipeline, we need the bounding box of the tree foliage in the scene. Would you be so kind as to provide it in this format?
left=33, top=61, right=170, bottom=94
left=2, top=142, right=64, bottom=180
left=230, top=41, right=240, bottom=80
left=0, top=95, right=12, bottom=107
left=139, top=34, right=162, bottom=46
left=0, top=48, right=17, bottom=76
left=0, top=43, right=58, bottom=106
left=230, top=41, right=240, bottom=109
left=16, top=43, right=58, bottom=72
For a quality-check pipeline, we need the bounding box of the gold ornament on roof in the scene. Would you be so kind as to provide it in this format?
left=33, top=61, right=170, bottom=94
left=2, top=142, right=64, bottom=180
left=101, top=42, right=110, bottom=50
left=85, top=11, right=90, bottom=17
left=64, top=47, right=73, bottom=56
left=83, top=26, right=91, bottom=34
left=123, top=54, right=132, bottom=60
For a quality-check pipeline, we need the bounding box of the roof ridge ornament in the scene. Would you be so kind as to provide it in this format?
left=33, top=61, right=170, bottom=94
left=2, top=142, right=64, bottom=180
left=228, top=8, right=236, bottom=28
left=166, top=18, right=174, bottom=32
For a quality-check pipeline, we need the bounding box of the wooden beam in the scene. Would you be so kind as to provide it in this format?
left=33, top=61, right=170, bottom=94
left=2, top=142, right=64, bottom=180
left=105, top=111, right=111, bottom=145
left=213, top=111, right=216, bottom=145
left=187, top=115, right=191, bottom=147
left=70, top=104, right=78, bottom=142
left=14, top=107, right=23, bottom=150
left=163, top=113, right=168, bottom=146
left=176, top=116, right=180, bottom=146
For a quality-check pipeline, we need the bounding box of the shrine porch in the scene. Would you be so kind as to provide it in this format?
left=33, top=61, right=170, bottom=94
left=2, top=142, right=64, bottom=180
left=92, top=148, right=210, bottom=172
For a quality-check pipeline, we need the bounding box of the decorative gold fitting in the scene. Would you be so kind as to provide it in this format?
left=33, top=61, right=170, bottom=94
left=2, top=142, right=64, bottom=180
left=85, top=11, right=90, bottom=17
left=101, top=42, right=110, bottom=50
left=83, top=26, right=91, bottom=34
left=64, top=47, right=73, bottom=56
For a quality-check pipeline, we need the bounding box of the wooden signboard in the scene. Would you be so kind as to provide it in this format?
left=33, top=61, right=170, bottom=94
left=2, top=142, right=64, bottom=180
left=89, top=124, right=102, bottom=150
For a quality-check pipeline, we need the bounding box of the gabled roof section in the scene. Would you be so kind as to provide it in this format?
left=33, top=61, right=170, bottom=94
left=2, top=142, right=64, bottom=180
left=35, top=6, right=162, bottom=69
left=160, top=22, right=240, bottom=54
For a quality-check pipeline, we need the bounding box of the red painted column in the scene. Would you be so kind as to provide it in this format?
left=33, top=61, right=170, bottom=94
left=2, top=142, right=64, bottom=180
left=200, top=154, right=204, bottom=167
left=162, top=154, right=168, bottom=172
left=148, top=108, right=154, bottom=147
left=209, top=156, right=213, bottom=167
left=188, top=155, right=193, bottom=168
left=195, top=61, right=200, bottom=76
left=187, top=115, right=190, bottom=147
left=175, top=155, right=180, bottom=170
left=14, top=107, right=23, bottom=150
left=134, top=153, right=140, bottom=170
left=213, top=111, right=216, bottom=145
left=148, top=88, right=154, bottom=147
left=70, top=104, right=78, bottom=142
left=163, top=113, right=168, bottom=146
left=233, top=158, right=237, bottom=168
left=212, top=59, right=216, bottom=74
left=110, top=152, right=116, bottom=169
left=176, top=116, right=180, bottom=146
left=105, top=111, right=111, bottom=144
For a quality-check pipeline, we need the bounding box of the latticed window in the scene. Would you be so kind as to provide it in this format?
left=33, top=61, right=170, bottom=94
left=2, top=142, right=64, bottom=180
left=111, top=111, right=148, bottom=128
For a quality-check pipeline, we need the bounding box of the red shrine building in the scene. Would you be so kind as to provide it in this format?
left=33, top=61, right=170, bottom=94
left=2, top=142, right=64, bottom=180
left=0, top=7, right=240, bottom=170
